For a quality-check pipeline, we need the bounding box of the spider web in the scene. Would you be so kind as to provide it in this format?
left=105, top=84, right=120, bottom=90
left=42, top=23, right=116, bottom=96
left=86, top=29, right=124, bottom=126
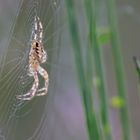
left=0, top=0, right=66, bottom=140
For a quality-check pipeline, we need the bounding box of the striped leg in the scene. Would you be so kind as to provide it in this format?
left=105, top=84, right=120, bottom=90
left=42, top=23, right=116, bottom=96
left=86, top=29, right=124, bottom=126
left=36, top=65, right=49, bottom=96
left=16, top=71, right=39, bottom=100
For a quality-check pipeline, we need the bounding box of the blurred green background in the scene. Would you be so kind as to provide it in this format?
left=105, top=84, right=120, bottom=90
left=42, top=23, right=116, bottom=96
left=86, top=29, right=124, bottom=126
left=0, top=0, right=140, bottom=140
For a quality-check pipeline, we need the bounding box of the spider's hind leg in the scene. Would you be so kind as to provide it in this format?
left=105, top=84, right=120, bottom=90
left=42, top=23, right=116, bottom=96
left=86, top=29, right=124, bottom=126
left=16, top=71, right=39, bottom=100
left=17, top=92, right=34, bottom=100
left=36, top=65, right=49, bottom=96
left=36, top=88, right=47, bottom=96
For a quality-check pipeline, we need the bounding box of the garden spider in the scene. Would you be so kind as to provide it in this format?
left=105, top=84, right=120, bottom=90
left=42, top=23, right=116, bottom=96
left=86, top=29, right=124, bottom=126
left=16, top=16, right=49, bottom=100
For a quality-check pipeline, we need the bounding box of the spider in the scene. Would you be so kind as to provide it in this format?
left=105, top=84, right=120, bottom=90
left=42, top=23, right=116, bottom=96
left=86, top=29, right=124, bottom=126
left=16, top=16, right=49, bottom=100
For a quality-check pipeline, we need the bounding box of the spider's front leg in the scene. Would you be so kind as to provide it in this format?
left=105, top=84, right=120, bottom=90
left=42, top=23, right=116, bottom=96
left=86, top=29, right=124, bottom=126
left=36, top=65, right=49, bottom=96
left=16, top=71, right=39, bottom=100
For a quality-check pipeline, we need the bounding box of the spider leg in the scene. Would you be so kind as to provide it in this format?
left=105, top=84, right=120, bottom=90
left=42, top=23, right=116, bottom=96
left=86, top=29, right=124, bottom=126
left=16, top=71, right=39, bottom=100
left=36, top=65, right=49, bottom=96
left=37, top=87, right=46, bottom=92
left=27, top=64, right=35, bottom=76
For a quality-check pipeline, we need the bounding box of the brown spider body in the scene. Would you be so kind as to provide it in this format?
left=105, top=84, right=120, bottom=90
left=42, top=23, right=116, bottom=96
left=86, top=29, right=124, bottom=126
left=29, top=41, right=42, bottom=68
left=17, top=16, right=49, bottom=100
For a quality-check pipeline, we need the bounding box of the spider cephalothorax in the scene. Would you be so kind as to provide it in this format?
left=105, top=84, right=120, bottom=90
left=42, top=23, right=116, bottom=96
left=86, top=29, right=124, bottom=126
left=17, top=16, right=49, bottom=100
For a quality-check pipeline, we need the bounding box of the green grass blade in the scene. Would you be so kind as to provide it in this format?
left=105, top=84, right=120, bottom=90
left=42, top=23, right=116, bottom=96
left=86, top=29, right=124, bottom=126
left=83, top=0, right=112, bottom=140
left=65, top=0, right=100, bottom=140
left=106, top=0, right=131, bottom=139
